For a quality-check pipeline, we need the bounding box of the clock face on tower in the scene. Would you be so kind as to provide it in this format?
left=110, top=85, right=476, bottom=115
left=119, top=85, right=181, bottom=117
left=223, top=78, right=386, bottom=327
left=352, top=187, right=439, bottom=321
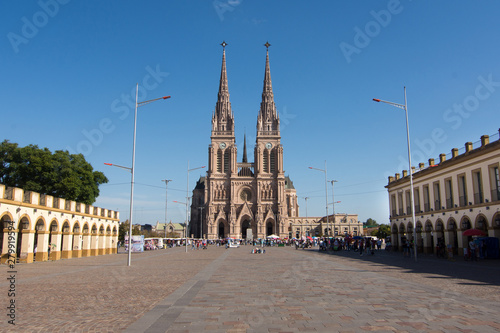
left=265, top=142, right=272, bottom=149
left=219, top=142, right=226, bottom=149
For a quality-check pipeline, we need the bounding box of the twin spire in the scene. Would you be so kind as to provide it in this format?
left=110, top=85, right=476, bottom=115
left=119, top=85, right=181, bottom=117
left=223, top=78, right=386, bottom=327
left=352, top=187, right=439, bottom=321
left=212, top=41, right=279, bottom=137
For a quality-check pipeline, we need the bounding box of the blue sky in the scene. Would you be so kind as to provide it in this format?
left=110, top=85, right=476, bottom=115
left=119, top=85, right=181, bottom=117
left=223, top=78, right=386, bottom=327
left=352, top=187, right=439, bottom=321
left=2, top=0, right=500, bottom=226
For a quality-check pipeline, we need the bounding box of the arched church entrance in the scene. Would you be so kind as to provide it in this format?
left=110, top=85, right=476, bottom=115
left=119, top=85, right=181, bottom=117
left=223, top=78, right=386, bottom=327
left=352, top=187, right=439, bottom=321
left=241, top=219, right=251, bottom=239
left=218, top=221, right=225, bottom=238
left=266, top=220, right=274, bottom=236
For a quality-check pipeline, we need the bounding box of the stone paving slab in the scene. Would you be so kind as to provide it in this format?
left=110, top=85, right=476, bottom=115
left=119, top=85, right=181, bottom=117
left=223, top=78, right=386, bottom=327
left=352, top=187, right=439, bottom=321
left=1, top=245, right=499, bottom=332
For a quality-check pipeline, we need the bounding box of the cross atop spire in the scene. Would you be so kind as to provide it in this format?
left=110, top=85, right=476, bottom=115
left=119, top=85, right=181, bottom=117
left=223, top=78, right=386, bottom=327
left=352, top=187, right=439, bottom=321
left=257, top=41, right=279, bottom=135
left=212, top=42, right=234, bottom=135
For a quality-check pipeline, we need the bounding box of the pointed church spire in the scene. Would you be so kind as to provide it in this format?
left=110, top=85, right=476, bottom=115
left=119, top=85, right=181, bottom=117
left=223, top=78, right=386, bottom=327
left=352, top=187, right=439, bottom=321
left=212, top=41, right=234, bottom=135
left=262, top=41, right=273, bottom=101
left=257, top=41, right=279, bottom=134
left=219, top=41, right=229, bottom=95
left=242, top=132, right=248, bottom=163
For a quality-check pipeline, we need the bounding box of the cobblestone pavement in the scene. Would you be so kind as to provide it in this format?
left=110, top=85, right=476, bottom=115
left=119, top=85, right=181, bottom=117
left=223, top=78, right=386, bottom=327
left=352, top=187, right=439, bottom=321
left=1, top=245, right=500, bottom=332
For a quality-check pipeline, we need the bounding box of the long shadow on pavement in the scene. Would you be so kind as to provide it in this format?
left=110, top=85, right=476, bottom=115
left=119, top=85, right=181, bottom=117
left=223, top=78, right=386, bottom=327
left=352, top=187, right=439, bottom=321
left=308, top=247, right=500, bottom=287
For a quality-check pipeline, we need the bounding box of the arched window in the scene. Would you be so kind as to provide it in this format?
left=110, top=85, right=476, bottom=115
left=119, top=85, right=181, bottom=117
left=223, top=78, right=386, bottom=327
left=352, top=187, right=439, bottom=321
left=217, top=150, right=222, bottom=173
left=224, top=149, right=230, bottom=173
left=270, top=149, right=276, bottom=173
left=263, top=150, right=269, bottom=173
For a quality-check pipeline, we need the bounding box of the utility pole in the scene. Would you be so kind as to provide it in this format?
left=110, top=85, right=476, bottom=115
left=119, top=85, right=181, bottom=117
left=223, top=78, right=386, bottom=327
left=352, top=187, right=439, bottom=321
left=162, top=179, right=172, bottom=238
left=304, top=197, right=310, bottom=218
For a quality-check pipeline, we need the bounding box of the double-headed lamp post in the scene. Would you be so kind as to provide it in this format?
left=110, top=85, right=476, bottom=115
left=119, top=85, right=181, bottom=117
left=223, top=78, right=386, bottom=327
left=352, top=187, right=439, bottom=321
left=106, top=84, right=170, bottom=267
left=185, top=162, right=206, bottom=252
left=162, top=179, right=172, bottom=239
left=309, top=161, right=329, bottom=237
left=329, top=180, right=338, bottom=230
left=373, top=87, right=417, bottom=262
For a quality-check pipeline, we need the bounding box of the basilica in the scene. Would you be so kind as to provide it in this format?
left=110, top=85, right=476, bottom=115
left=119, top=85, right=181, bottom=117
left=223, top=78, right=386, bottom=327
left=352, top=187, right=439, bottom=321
left=189, top=43, right=360, bottom=240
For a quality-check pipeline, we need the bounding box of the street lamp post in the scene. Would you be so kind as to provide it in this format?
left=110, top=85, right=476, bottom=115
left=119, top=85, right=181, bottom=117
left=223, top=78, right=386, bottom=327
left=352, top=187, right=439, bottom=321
left=185, top=161, right=206, bottom=253
left=309, top=161, right=329, bottom=237
left=373, top=87, right=417, bottom=262
left=329, top=180, right=338, bottom=234
left=162, top=179, right=172, bottom=239
left=106, top=84, right=170, bottom=267
left=304, top=197, right=309, bottom=218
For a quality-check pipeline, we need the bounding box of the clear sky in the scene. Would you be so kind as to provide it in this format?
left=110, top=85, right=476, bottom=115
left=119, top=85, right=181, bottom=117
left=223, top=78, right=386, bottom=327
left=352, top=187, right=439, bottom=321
left=2, top=1, right=500, bottom=226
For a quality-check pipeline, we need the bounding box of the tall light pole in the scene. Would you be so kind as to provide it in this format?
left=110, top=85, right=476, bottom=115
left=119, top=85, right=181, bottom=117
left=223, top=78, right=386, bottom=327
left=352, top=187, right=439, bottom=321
left=162, top=179, right=172, bottom=239
left=185, top=161, right=206, bottom=252
left=304, top=197, right=309, bottom=218
left=373, top=86, right=417, bottom=262
left=106, top=85, right=170, bottom=266
left=309, top=161, right=329, bottom=237
left=329, top=180, right=338, bottom=234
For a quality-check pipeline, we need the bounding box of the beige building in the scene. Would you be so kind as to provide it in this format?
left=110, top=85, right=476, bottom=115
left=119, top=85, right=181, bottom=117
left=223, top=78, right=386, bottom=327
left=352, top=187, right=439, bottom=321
left=190, top=43, right=362, bottom=240
left=386, top=131, right=500, bottom=255
left=154, top=221, right=186, bottom=238
left=0, top=184, right=119, bottom=264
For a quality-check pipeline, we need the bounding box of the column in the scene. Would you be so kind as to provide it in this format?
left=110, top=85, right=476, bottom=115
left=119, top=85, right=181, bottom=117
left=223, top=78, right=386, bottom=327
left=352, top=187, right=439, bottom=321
left=19, top=230, right=35, bottom=263
left=72, top=233, right=83, bottom=258
left=61, top=232, right=73, bottom=259
left=49, top=232, right=62, bottom=261
left=35, top=231, right=49, bottom=262
left=82, top=233, right=91, bottom=257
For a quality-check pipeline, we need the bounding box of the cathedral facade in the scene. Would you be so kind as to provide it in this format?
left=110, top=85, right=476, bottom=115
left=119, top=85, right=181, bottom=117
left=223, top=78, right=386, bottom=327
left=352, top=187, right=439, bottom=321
left=190, top=43, right=299, bottom=240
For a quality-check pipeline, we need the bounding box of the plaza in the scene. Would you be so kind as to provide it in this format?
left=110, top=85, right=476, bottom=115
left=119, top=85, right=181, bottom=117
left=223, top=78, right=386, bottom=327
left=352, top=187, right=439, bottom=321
left=1, top=245, right=499, bottom=332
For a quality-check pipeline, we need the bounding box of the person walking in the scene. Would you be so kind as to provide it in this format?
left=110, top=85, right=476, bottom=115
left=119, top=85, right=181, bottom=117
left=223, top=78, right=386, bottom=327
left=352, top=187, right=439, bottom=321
left=359, top=239, right=364, bottom=256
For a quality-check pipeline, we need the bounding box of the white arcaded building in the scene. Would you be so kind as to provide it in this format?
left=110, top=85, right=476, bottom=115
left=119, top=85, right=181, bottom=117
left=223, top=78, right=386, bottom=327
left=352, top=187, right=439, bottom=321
left=0, top=185, right=120, bottom=264
left=386, top=131, right=500, bottom=255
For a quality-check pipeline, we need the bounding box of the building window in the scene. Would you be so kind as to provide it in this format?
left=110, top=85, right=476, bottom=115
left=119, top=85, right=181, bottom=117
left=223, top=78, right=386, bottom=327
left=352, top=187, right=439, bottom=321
left=445, top=178, right=453, bottom=209
left=224, top=149, right=230, bottom=173
left=398, top=192, right=404, bottom=215
left=423, top=185, right=430, bottom=212
left=458, top=174, right=467, bottom=207
left=391, top=195, right=397, bottom=216
left=405, top=190, right=411, bottom=215
left=489, top=166, right=500, bottom=201
left=433, top=182, right=441, bottom=210
left=270, top=149, right=276, bottom=173
left=472, top=170, right=483, bottom=204
left=217, top=150, right=222, bottom=173
left=263, top=150, right=269, bottom=173
left=414, top=188, right=420, bottom=213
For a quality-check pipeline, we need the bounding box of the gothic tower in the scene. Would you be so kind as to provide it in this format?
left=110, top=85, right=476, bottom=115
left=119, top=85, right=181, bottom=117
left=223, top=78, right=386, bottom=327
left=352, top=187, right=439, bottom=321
left=254, top=42, right=286, bottom=237
left=197, top=42, right=297, bottom=240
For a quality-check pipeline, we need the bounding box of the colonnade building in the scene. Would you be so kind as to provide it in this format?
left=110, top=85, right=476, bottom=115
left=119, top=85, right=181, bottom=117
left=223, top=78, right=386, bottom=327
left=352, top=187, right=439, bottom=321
left=386, top=131, right=500, bottom=255
left=0, top=184, right=120, bottom=264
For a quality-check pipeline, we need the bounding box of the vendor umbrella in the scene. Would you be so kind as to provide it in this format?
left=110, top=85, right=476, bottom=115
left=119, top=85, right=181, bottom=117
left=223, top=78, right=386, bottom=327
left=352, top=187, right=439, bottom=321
left=462, top=228, right=487, bottom=237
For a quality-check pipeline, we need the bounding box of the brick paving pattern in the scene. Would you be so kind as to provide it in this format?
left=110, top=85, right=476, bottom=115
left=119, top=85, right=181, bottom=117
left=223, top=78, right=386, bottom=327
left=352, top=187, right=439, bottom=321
left=1, top=245, right=499, bottom=332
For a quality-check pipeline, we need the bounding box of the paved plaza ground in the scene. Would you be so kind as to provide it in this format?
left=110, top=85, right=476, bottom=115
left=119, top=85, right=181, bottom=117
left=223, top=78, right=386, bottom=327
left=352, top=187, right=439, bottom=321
left=1, top=244, right=500, bottom=332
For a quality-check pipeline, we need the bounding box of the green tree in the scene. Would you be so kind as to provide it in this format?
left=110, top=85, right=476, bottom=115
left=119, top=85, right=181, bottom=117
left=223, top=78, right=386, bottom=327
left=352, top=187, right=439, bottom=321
left=373, top=224, right=390, bottom=239
left=119, top=221, right=129, bottom=243
left=0, top=140, right=108, bottom=204
left=365, top=218, right=378, bottom=227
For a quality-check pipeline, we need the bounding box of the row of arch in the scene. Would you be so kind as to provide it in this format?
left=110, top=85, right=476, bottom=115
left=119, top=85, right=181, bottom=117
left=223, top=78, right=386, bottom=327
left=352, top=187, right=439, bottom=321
left=214, top=217, right=278, bottom=239
left=0, top=213, right=119, bottom=264
left=391, top=213, right=500, bottom=255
